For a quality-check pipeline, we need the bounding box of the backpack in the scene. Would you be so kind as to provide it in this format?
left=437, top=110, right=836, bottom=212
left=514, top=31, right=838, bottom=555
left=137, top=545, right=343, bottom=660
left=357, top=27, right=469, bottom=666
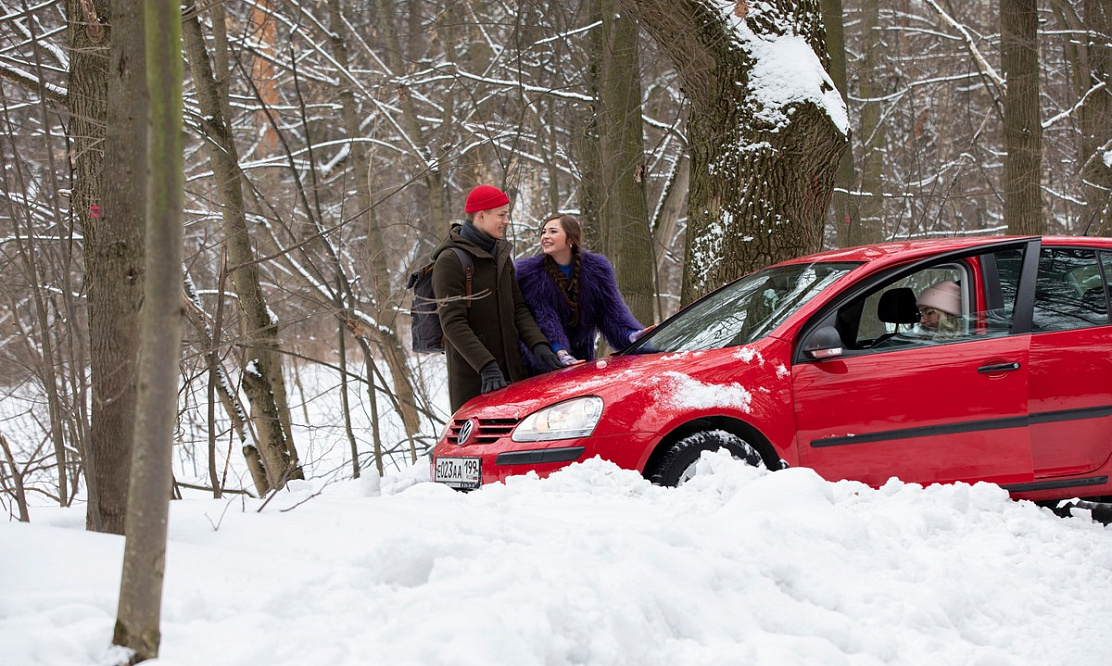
left=405, top=247, right=474, bottom=353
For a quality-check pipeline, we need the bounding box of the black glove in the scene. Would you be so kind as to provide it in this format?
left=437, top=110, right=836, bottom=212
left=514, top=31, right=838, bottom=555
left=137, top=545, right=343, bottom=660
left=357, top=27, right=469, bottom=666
left=532, top=343, right=562, bottom=371
left=479, top=361, right=507, bottom=394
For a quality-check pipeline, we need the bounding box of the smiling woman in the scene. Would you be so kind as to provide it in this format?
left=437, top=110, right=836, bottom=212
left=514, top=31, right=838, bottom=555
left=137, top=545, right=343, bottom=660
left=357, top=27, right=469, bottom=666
left=516, top=214, right=646, bottom=373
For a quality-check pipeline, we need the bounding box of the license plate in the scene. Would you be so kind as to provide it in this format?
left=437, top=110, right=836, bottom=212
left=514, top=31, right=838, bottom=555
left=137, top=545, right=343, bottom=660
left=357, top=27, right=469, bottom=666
left=434, top=456, right=481, bottom=490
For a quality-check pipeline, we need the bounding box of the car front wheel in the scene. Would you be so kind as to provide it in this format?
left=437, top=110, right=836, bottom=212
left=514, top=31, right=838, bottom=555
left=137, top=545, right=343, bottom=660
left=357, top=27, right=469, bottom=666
left=649, top=429, right=765, bottom=487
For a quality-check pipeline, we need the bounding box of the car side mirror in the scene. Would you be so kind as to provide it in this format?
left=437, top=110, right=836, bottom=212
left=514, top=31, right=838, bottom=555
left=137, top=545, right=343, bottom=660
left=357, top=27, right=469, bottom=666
left=802, top=326, right=844, bottom=360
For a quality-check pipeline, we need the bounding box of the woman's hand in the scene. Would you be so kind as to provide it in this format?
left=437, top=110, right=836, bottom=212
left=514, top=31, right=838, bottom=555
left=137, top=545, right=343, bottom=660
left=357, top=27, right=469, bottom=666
left=556, top=349, right=580, bottom=366
left=628, top=326, right=653, bottom=343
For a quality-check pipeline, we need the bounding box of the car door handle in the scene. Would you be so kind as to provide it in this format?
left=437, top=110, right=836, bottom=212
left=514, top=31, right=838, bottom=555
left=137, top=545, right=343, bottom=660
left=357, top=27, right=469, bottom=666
left=977, top=362, right=1021, bottom=374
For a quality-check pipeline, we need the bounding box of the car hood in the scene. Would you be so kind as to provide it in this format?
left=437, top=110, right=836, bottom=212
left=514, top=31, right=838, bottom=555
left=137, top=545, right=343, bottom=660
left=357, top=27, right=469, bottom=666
left=453, top=341, right=785, bottom=420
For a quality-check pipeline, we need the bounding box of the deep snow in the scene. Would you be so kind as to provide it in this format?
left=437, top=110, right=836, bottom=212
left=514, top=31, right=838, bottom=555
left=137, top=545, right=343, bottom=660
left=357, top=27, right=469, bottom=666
left=3, top=452, right=1112, bottom=666
left=2, top=5, right=1110, bottom=663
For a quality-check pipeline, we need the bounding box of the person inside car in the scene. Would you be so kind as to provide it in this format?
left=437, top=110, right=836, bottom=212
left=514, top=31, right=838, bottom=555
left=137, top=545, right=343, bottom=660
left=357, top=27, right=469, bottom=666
left=916, top=280, right=964, bottom=339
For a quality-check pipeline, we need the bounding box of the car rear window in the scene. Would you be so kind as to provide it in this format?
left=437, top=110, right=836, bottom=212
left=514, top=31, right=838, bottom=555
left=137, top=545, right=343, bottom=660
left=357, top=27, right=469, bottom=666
left=1032, top=247, right=1110, bottom=331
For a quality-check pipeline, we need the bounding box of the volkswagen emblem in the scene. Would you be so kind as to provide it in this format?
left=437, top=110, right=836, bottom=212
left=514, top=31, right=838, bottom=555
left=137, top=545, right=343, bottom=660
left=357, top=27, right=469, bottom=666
left=457, top=419, right=475, bottom=445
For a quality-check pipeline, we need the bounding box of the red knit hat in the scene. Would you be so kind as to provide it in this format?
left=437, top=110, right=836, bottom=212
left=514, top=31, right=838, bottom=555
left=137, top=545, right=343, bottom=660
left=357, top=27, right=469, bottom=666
left=465, top=185, right=510, bottom=213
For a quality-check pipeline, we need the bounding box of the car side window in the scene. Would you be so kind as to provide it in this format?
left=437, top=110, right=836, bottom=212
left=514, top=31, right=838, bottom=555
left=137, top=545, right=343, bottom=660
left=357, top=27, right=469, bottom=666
left=832, top=248, right=1023, bottom=354
left=1032, top=248, right=1109, bottom=332
left=850, top=264, right=967, bottom=348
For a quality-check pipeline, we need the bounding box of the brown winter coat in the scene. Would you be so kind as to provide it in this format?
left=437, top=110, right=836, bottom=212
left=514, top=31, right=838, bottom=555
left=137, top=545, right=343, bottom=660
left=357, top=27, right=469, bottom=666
left=432, top=226, right=549, bottom=412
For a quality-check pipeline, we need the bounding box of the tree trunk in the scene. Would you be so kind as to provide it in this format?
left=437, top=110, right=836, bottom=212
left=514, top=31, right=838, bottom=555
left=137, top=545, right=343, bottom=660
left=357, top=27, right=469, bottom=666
left=64, top=0, right=117, bottom=512
left=1080, top=0, right=1112, bottom=235
left=616, top=0, right=848, bottom=303
left=824, top=0, right=861, bottom=247
left=1001, top=0, right=1043, bottom=235
left=597, top=1, right=655, bottom=326
left=651, top=153, right=690, bottom=319
left=326, top=0, right=422, bottom=442
left=0, top=433, right=30, bottom=522
left=78, top=0, right=148, bottom=535
left=373, top=0, right=449, bottom=238
left=113, top=0, right=181, bottom=658
left=579, top=0, right=604, bottom=246
left=183, top=269, right=263, bottom=496
left=853, top=0, right=886, bottom=245
left=182, top=7, right=300, bottom=493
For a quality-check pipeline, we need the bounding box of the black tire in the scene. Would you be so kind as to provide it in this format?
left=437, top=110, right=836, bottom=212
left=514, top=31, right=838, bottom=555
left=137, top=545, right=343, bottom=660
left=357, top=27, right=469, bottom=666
left=649, top=429, right=765, bottom=487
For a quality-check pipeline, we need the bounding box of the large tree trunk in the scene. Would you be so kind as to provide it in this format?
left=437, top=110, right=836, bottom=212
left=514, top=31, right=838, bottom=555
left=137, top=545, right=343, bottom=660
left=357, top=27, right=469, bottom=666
left=65, top=1, right=117, bottom=513
left=1001, top=0, right=1043, bottom=234
left=113, top=0, right=181, bottom=658
left=182, top=7, right=300, bottom=493
left=597, top=1, right=655, bottom=326
left=617, top=0, right=848, bottom=303
left=80, top=0, right=148, bottom=535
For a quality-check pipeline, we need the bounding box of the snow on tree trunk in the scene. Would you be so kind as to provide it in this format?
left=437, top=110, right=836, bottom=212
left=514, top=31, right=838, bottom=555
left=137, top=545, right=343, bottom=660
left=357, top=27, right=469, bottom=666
left=327, top=0, right=423, bottom=443
left=616, top=0, right=849, bottom=304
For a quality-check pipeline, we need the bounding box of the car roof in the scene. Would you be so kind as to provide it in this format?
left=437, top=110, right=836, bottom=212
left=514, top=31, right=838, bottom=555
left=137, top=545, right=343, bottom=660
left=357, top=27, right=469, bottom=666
left=776, top=235, right=1112, bottom=270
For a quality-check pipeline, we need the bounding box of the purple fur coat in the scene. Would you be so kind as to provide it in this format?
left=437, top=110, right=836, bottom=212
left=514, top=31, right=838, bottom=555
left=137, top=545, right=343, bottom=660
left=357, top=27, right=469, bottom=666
left=516, top=251, right=643, bottom=374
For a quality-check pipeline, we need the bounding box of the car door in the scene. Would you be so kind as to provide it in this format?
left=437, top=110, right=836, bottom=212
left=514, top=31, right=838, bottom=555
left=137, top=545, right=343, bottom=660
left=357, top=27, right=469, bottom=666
left=1025, top=246, right=1112, bottom=485
left=791, top=242, right=1035, bottom=488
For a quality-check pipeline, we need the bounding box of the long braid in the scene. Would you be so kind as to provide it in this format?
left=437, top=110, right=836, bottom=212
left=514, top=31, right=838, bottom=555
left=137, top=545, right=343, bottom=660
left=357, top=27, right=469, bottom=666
left=569, top=247, right=581, bottom=327
left=542, top=248, right=579, bottom=327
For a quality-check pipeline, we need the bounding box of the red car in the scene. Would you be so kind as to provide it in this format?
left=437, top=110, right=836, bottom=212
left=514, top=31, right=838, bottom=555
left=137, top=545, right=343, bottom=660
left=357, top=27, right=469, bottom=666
left=431, top=236, right=1112, bottom=502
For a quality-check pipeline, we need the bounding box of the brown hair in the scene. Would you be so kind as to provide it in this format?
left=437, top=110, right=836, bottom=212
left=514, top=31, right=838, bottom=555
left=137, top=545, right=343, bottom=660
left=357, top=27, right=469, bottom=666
left=541, top=213, right=583, bottom=249
left=540, top=214, right=583, bottom=327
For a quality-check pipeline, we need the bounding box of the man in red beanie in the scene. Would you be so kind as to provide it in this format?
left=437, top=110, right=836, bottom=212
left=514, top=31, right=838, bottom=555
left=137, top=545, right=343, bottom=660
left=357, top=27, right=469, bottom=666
left=431, top=185, right=562, bottom=411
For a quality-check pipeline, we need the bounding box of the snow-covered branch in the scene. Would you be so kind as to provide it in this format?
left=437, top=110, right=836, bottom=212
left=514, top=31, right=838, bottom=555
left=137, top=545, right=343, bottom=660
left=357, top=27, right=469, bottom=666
left=1043, top=81, right=1107, bottom=130
left=922, top=0, right=1005, bottom=92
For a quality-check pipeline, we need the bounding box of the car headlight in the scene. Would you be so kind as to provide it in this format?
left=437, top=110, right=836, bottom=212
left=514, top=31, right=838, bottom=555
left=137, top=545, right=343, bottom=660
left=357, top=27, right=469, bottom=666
left=512, top=396, right=604, bottom=442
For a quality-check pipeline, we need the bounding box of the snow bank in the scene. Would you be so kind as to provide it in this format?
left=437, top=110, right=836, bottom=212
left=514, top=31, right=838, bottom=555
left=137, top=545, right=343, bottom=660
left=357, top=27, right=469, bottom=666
left=3, top=453, right=1111, bottom=665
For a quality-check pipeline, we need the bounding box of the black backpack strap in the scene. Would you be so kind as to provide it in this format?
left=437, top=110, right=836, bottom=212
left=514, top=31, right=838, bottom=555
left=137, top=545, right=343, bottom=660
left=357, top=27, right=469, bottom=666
left=448, top=247, right=474, bottom=309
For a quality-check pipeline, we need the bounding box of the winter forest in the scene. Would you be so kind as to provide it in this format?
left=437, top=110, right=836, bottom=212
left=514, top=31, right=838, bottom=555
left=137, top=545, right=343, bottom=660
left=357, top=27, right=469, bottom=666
left=2, top=0, right=1112, bottom=589
left=2, top=0, right=1111, bottom=661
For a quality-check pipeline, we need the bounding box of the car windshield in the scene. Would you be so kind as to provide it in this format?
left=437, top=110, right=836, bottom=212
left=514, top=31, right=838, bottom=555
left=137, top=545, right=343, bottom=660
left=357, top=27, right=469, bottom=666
left=626, top=261, right=859, bottom=353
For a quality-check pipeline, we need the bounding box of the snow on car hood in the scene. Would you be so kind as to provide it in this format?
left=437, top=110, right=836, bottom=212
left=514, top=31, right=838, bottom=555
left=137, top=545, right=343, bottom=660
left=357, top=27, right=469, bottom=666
left=460, top=345, right=776, bottom=418
left=652, top=371, right=753, bottom=413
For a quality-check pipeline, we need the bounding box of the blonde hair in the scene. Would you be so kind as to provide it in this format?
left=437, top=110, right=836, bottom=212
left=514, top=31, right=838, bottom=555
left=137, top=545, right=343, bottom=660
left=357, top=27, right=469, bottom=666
left=934, top=311, right=965, bottom=339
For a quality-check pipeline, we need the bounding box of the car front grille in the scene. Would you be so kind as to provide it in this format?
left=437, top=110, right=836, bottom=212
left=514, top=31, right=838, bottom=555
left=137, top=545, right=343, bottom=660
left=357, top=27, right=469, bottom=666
left=448, top=417, right=520, bottom=445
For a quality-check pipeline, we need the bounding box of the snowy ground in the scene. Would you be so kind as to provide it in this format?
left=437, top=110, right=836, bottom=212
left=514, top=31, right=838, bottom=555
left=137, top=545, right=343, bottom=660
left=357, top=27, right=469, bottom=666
left=3, top=451, right=1112, bottom=666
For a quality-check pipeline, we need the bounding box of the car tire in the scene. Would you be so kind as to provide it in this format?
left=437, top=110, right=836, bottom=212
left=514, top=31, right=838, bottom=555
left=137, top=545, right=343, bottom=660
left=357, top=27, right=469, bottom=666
left=649, top=429, right=765, bottom=487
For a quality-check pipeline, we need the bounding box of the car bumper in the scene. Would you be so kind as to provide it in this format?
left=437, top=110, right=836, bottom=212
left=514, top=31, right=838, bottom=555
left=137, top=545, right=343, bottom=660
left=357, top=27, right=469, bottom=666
left=430, top=431, right=652, bottom=488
